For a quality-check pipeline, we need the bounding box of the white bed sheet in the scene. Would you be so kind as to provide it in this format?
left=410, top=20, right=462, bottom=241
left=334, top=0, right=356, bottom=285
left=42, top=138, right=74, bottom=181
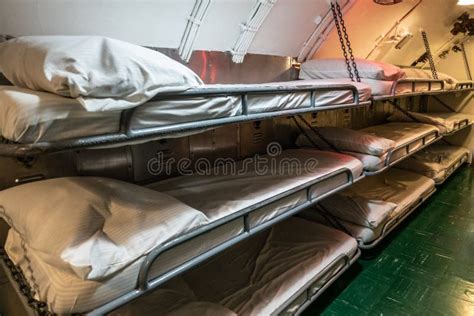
left=360, top=122, right=440, bottom=165
left=387, top=111, right=474, bottom=134
left=148, top=149, right=364, bottom=226
left=113, top=217, right=358, bottom=316
left=395, top=144, right=469, bottom=183
left=308, top=169, right=435, bottom=244
left=0, top=79, right=371, bottom=143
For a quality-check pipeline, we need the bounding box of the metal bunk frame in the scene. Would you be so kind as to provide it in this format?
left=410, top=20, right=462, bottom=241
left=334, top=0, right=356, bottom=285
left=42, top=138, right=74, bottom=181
left=434, top=151, right=469, bottom=185
left=371, top=78, right=474, bottom=102
left=0, top=83, right=370, bottom=158
left=284, top=249, right=361, bottom=315
left=364, top=126, right=442, bottom=176
left=401, top=144, right=470, bottom=186
left=0, top=163, right=364, bottom=315
left=372, top=78, right=445, bottom=101
left=454, top=81, right=474, bottom=90
left=315, top=185, right=436, bottom=250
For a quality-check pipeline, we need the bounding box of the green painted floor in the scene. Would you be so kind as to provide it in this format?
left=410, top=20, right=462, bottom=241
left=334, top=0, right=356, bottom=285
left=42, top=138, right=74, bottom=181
left=303, top=166, right=474, bottom=316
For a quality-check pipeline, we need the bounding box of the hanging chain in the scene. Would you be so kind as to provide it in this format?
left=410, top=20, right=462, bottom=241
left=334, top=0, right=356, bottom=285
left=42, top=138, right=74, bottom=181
left=330, top=2, right=354, bottom=82
left=0, top=247, right=54, bottom=315
left=421, top=30, right=438, bottom=79
left=335, top=2, right=361, bottom=82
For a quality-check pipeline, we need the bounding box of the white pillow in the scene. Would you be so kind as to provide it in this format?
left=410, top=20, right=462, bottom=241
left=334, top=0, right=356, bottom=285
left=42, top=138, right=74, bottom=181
left=0, top=177, right=208, bottom=281
left=299, top=58, right=406, bottom=81
left=295, top=126, right=395, bottom=156
left=320, top=194, right=396, bottom=229
left=0, top=36, right=204, bottom=112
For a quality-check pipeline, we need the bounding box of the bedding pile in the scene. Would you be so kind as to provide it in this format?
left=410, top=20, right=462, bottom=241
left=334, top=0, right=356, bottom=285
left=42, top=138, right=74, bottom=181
left=395, top=143, right=470, bottom=183
left=112, top=217, right=358, bottom=316
left=300, top=58, right=463, bottom=95
left=0, top=36, right=204, bottom=112
left=295, top=126, right=396, bottom=172
left=387, top=111, right=474, bottom=134
left=304, top=169, right=435, bottom=245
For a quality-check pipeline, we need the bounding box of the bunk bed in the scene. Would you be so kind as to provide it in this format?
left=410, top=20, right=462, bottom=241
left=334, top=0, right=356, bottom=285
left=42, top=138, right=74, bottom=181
left=295, top=122, right=442, bottom=175
left=0, top=36, right=470, bottom=315
left=299, top=58, right=474, bottom=100
left=0, top=149, right=364, bottom=314
left=0, top=80, right=371, bottom=157
left=301, top=169, right=436, bottom=249
left=111, top=217, right=359, bottom=316
left=395, top=143, right=470, bottom=185
left=387, top=111, right=474, bottom=135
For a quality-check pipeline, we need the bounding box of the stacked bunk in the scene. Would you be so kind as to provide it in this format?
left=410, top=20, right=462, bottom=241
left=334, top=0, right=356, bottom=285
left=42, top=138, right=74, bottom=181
left=302, top=168, right=436, bottom=248
left=111, top=217, right=359, bottom=315
left=0, top=37, right=472, bottom=315
left=0, top=36, right=370, bottom=315
left=0, top=150, right=364, bottom=314
left=396, top=143, right=470, bottom=185
left=299, top=58, right=474, bottom=99
left=295, top=122, right=441, bottom=175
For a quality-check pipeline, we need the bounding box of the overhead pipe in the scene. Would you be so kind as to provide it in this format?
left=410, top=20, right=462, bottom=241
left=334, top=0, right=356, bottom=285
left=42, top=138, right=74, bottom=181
left=231, top=0, right=278, bottom=63
left=365, top=0, right=423, bottom=59
left=179, top=0, right=213, bottom=62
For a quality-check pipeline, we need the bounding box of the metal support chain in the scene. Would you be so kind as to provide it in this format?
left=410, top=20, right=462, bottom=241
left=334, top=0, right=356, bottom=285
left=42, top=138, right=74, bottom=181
left=330, top=2, right=354, bottom=82
left=421, top=30, right=438, bottom=79
left=335, top=1, right=361, bottom=82
left=387, top=99, right=422, bottom=124
left=0, top=247, right=53, bottom=315
left=291, top=116, right=322, bottom=150
left=295, top=115, right=341, bottom=153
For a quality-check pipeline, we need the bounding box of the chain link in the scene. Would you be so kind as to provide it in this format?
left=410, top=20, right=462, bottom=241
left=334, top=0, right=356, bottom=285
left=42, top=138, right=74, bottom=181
left=0, top=247, right=54, bottom=315
left=330, top=2, right=354, bottom=82
left=421, top=30, right=438, bottom=79
left=336, top=2, right=361, bottom=82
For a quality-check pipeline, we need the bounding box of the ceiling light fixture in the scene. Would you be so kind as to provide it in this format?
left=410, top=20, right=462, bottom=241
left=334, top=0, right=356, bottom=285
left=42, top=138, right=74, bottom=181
left=458, top=0, right=474, bottom=5
left=373, top=0, right=403, bottom=5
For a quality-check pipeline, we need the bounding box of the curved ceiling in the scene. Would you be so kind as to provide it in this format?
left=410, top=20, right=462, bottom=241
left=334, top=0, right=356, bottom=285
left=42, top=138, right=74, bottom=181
left=0, top=0, right=472, bottom=76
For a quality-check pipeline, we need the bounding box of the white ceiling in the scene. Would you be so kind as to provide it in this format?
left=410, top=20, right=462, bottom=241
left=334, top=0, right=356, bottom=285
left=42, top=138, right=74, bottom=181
left=0, top=0, right=472, bottom=71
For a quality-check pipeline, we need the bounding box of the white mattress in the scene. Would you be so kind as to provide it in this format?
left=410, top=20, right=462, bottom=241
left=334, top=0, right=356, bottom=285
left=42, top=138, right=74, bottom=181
left=395, top=144, right=470, bottom=183
left=361, top=78, right=444, bottom=96
left=0, top=79, right=371, bottom=143
left=388, top=111, right=474, bottom=135
left=112, top=217, right=358, bottom=315
left=307, top=169, right=435, bottom=244
left=360, top=122, right=440, bottom=166
left=4, top=149, right=363, bottom=314
left=148, top=149, right=364, bottom=226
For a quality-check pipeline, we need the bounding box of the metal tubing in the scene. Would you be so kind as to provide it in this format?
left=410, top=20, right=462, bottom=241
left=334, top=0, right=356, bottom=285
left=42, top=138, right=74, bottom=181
left=358, top=187, right=436, bottom=249
left=88, top=167, right=359, bottom=315
left=365, top=130, right=442, bottom=176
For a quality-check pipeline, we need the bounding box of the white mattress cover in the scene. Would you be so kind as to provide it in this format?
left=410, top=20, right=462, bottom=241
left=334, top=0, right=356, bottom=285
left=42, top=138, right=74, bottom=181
left=148, top=149, right=364, bottom=224
left=0, top=79, right=371, bottom=143
left=388, top=111, right=474, bottom=134
left=113, top=217, right=358, bottom=315
left=360, top=122, right=440, bottom=148
left=395, top=144, right=469, bottom=182
left=310, top=169, right=435, bottom=243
